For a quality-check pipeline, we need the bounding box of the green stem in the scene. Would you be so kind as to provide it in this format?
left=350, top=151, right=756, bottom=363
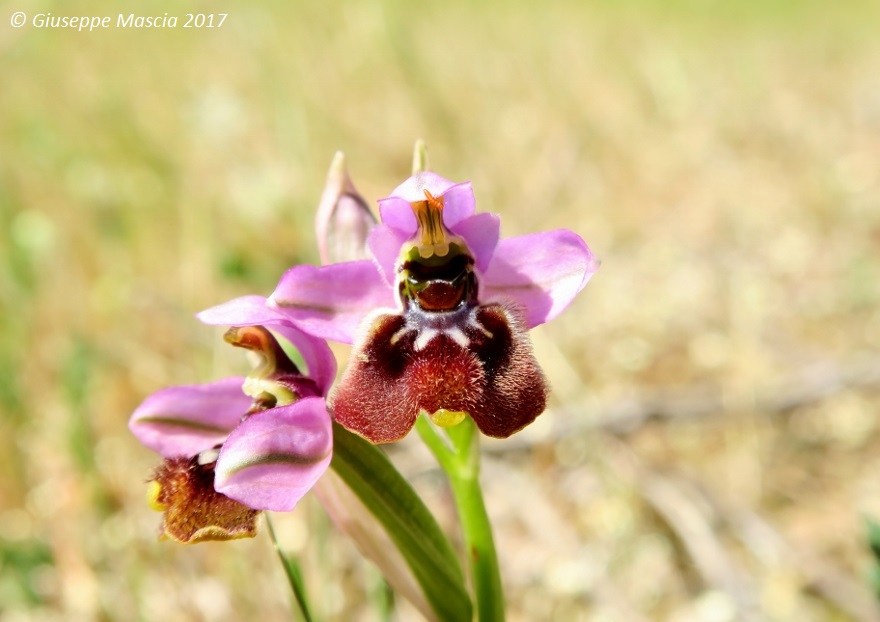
left=371, top=573, right=395, bottom=622
left=265, top=514, right=315, bottom=622
left=415, top=416, right=505, bottom=622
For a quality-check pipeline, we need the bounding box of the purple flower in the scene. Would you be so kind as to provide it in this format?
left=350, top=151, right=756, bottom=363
left=265, top=170, right=598, bottom=443
left=129, top=312, right=336, bottom=543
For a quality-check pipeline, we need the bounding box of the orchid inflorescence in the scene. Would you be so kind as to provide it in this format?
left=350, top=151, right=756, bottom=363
left=129, top=143, right=597, bottom=618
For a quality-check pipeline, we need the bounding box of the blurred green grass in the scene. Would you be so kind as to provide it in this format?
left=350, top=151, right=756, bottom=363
left=3, top=0, right=880, bottom=619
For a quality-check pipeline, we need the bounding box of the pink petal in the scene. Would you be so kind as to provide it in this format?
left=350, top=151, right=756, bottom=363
left=129, top=378, right=248, bottom=458
left=378, top=174, right=475, bottom=234
left=481, top=230, right=599, bottom=328
left=269, top=261, right=395, bottom=344
left=372, top=182, right=485, bottom=278
left=377, top=197, right=417, bottom=236
left=197, top=295, right=337, bottom=395
left=388, top=172, right=458, bottom=203
left=367, top=224, right=410, bottom=286
left=197, top=295, right=286, bottom=326
left=450, top=212, right=500, bottom=272
left=439, top=181, right=476, bottom=228
left=214, top=397, right=333, bottom=512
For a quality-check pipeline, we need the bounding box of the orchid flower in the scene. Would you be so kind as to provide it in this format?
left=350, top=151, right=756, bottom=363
left=129, top=317, right=336, bottom=543
left=264, top=168, right=598, bottom=443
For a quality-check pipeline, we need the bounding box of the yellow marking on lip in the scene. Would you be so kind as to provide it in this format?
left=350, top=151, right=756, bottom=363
left=146, top=480, right=167, bottom=512
left=429, top=409, right=467, bottom=428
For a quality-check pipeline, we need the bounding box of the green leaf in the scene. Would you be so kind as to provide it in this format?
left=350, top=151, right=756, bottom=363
left=330, top=423, right=473, bottom=621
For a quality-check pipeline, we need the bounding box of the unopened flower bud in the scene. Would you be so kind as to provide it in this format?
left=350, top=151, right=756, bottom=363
left=315, top=151, right=376, bottom=265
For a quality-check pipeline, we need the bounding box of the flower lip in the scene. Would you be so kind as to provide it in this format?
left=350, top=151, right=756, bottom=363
left=149, top=455, right=260, bottom=543
left=331, top=303, right=550, bottom=443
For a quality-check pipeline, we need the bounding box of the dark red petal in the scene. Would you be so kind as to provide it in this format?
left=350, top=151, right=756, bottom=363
left=331, top=314, right=418, bottom=443
left=332, top=304, right=548, bottom=443
left=405, top=337, right=484, bottom=418
left=150, top=456, right=259, bottom=543
left=332, top=312, right=486, bottom=443
left=467, top=304, right=549, bottom=438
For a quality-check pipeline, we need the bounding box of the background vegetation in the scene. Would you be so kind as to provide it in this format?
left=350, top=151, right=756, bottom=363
left=2, top=0, right=880, bottom=619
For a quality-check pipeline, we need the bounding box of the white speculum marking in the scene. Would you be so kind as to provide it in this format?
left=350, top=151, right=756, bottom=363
left=391, top=306, right=491, bottom=352
left=414, top=327, right=440, bottom=351
left=445, top=326, right=469, bottom=348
